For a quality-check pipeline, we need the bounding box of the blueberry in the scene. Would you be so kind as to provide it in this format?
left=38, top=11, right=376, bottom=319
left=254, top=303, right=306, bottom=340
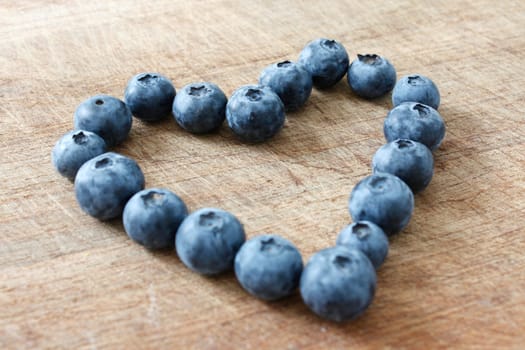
left=300, top=246, right=376, bottom=322
left=372, top=139, right=434, bottom=193
left=226, top=85, right=285, bottom=143
left=74, top=152, right=145, bottom=220
left=172, top=82, right=227, bottom=133
left=347, top=54, right=396, bottom=99
left=297, top=38, right=349, bottom=89
left=124, top=73, right=176, bottom=122
left=73, top=95, right=132, bottom=147
left=384, top=102, right=446, bottom=151
left=392, top=74, right=440, bottom=110
left=123, top=188, right=188, bottom=249
left=51, top=130, right=107, bottom=181
left=258, top=60, right=313, bottom=111
left=234, top=234, right=303, bottom=301
left=348, top=173, right=414, bottom=236
left=336, top=221, right=389, bottom=269
left=175, top=208, right=246, bottom=275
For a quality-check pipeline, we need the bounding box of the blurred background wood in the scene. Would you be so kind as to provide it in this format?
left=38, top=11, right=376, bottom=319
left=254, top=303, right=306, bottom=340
left=1, top=0, right=524, bottom=348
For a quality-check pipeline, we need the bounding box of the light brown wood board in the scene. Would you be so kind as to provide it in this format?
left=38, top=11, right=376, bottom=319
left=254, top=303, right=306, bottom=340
left=1, top=0, right=524, bottom=349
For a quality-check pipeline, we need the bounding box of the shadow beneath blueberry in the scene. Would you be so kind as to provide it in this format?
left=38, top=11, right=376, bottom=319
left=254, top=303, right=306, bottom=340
left=250, top=290, right=305, bottom=313
left=328, top=76, right=352, bottom=94
left=285, top=102, right=311, bottom=117
left=361, top=92, right=393, bottom=110
left=184, top=269, right=244, bottom=296
left=408, top=102, right=473, bottom=207
left=98, top=214, right=126, bottom=233
left=138, top=246, right=241, bottom=288
left=334, top=77, right=394, bottom=109
left=251, top=289, right=380, bottom=333
left=145, top=246, right=183, bottom=266
left=138, top=114, right=175, bottom=126
left=385, top=229, right=404, bottom=246
left=135, top=113, right=180, bottom=130
left=212, top=117, right=325, bottom=160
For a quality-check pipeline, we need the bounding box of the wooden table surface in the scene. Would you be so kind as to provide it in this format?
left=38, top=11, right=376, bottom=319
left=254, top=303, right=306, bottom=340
left=1, top=0, right=524, bottom=348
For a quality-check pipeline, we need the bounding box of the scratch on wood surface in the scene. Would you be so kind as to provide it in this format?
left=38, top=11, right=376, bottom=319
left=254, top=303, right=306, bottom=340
left=0, top=105, right=21, bottom=129
left=286, top=167, right=304, bottom=186
left=46, top=192, right=76, bottom=222
left=86, top=331, right=98, bottom=350
left=147, top=283, right=160, bottom=327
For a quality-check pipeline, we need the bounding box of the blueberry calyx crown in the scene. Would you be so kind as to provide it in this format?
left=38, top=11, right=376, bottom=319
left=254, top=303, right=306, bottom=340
left=413, top=103, right=430, bottom=117
left=352, top=223, right=371, bottom=238
left=259, top=237, right=292, bottom=254
left=368, top=176, right=389, bottom=191
left=189, top=85, right=211, bottom=97
left=95, top=157, right=112, bottom=168
left=277, top=60, right=293, bottom=68
left=141, top=190, right=165, bottom=205
left=395, top=139, right=414, bottom=149
left=137, top=73, right=158, bottom=83
left=321, top=39, right=337, bottom=50
left=245, top=88, right=263, bottom=101
left=260, top=237, right=278, bottom=251
left=357, top=54, right=381, bottom=65
left=199, top=211, right=224, bottom=233
left=333, top=254, right=351, bottom=269
left=72, top=131, right=88, bottom=145
left=407, top=75, right=424, bottom=85
left=95, top=99, right=104, bottom=105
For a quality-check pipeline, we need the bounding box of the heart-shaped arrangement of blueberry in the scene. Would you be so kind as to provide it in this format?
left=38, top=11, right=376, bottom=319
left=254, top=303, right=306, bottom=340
left=52, top=38, right=445, bottom=322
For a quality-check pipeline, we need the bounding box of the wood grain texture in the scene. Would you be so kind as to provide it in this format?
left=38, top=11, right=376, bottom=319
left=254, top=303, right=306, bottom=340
left=1, top=0, right=524, bottom=348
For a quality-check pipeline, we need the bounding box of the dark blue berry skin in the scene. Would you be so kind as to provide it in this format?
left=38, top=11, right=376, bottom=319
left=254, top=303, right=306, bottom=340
left=258, top=60, right=313, bottom=111
left=234, top=234, right=303, bottom=301
left=349, top=173, right=414, bottom=236
left=392, top=74, right=440, bottom=110
left=123, top=188, right=188, bottom=249
left=336, top=221, right=389, bottom=269
left=298, top=38, right=349, bottom=89
left=300, top=246, right=376, bottom=322
left=124, top=72, right=176, bottom=122
left=52, top=130, right=107, bottom=181
left=175, top=208, right=246, bottom=275
left=226, top=85, right=285, bottom=143
left=384, top=102, right=446, bottom=151
left=74, top=152, right=145, bottom=221
left=347, top=54, right=396, bottom=99
left=172, top=82, right=227, bottom=133
left=372, top=139, right=434, bottom=193
left=73, top=95, right=132, bottom=147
